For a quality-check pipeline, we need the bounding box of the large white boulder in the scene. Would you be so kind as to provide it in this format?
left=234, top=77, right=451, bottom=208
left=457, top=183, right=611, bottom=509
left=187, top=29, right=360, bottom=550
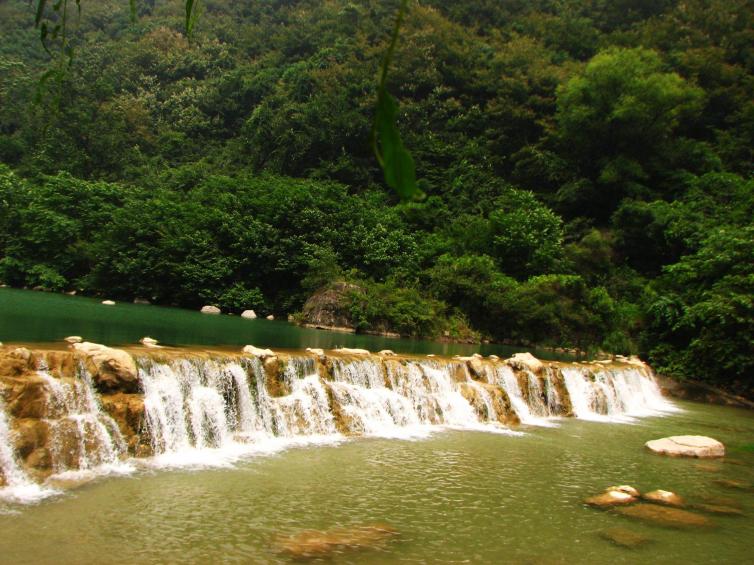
left=645, top=435, right=725, bottom=458
left=241, top=310, right=257, bottom=319
left=242, top=345, right=275, bottom=358
left=201, top=305, right=221, bottom=315
left=508, top=352, right=544, bottom=374
left=72, top=342, right=138, bottom=392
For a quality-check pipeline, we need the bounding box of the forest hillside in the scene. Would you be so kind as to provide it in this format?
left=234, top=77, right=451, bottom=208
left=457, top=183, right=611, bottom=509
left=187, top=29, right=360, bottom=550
left=0, top=0, right=752, bottom=392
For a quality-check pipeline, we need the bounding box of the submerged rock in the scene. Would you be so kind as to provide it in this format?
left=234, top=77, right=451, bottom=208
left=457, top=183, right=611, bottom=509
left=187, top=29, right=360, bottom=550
left=585, top=490, right=637, bottom=508
left=101, top=300, right=116, bottom=306
left=241, top=310, right=257, bottom=319
left=200, top=305, right=221, bottom=315
left=599, top=527, right=651, bottom=548
left=614, top=504, right=712, bottom=528
left=645, top=435, right=725, bottom=458
left=378, top=350, right=395, bottom=356
left=133, top=297, right=150, bottom=305
left=692, top=503, right=744, bottom=516
left=713, top=479, right=753, bottom=491
left=275, top=523, right=397, bottom=560
left=642, top=490, right=684, bottom=507
left=71, top=342, right=139, bottom=393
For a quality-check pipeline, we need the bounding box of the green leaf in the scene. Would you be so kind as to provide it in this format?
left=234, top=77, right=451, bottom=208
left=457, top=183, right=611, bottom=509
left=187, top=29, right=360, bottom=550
left=129, top=0, right=137, bottom=23
left=374, top=89, right=422, bottom=201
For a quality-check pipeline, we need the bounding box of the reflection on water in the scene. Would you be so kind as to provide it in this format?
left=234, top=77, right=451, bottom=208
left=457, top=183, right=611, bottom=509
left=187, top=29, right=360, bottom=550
left=0, top=401, right=752, bottom=564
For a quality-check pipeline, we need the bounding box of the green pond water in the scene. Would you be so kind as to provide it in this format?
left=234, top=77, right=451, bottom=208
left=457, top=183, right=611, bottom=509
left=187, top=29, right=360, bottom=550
left=0, top=288, right=571, bottom=359
left=1, top=401, right=753, bottom=564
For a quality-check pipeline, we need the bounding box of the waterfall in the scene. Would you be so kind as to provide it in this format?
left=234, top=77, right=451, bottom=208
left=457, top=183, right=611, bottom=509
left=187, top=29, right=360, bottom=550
left=39, top=365, right=131, bottom=478
left=139, top=356, right=343, bottom=467
left=561, top=365, right=677, bottom=421
left=493, top=365, right=557, bottom=427
left=0, top=347, right=679, bottom=498
left=0, top=399, right=57, bottom=504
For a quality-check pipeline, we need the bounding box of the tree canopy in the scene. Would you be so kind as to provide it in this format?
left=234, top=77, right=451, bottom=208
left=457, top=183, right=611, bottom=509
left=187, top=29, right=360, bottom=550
left=0, top=0, right=752, bottom=393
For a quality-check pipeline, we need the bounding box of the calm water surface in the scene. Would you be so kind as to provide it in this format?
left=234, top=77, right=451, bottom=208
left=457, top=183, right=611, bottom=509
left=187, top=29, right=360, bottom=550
left=0, top=288, right=572, bottom=359
left=0, top=401, right=752, bottom=564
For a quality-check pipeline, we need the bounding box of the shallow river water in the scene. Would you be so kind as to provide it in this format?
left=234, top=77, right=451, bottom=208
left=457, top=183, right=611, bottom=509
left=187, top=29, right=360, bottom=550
left=0, top=400, right=752, bottom=564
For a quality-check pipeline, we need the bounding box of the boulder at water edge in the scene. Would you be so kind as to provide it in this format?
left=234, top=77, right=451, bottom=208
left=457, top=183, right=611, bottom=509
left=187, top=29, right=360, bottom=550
left=645, top=435, right=725, bottom=458
left=306, top=348, right=325, bottom=356
left=200, top=305, right=221, bottom=314
left=71, top=342, right=138, bottom=393
left=585, top=490, right=637, bottom=508
left=643, top=490, right=684, bottom=507
left=101, top=300, right=116, bottom=306
left=64, top=336, right=82, bottom=344
left=607, top=485, right=641, bottom=497
left=266, top=314, right=275, bottom=320
left=139, top=337, right=160, bottom=348
left=242, top=345, right=275, bottom=358
left=508, top=352, right=544, bottom=374
left=241, top=310, right=257, bottom=319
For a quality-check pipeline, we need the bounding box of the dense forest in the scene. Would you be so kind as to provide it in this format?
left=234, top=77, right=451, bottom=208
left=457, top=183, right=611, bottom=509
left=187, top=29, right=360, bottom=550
left=0, top=0, right=751, bottom=392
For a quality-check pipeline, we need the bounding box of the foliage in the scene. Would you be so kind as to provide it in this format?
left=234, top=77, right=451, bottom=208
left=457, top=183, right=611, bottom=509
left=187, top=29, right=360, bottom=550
left=0, top=0, right=752, bottom=389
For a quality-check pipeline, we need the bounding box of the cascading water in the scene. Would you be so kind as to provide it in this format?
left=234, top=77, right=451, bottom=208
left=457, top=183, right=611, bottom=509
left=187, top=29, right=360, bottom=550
left=0, top=347, right=679, bottom=502
left=493, top=365, right=558, bottom=427
left=40, top=365, right=131, bottom=478
left=139, top=356, right=342, bottom=467
left=0, top=399, right=57, bottom=504
left=561, top=365, right=677, bottom=421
